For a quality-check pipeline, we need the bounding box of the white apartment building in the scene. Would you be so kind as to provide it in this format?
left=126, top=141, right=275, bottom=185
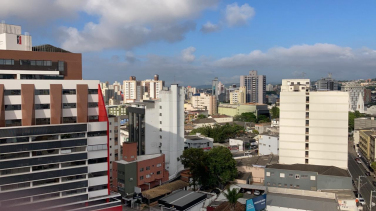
left=341, top=82, right=364, bottom=113
left=191, top=93, right=217, bottom=115
left=259, top=134, right=279, bottom=156
left=279, top=79, right=348, bottom=169
left=230, top=86, right=246, bottom=104
left=128, top=85, right=184, bottom=180
left=266, top=84, right=274, bottom=92
left=123, top=76, right=142, bottom=103
left=141, top=75, right=163, bottom=100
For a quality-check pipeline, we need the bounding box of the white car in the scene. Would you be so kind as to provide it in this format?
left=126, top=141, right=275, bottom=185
left=359, top=198, right=366, bottom=206
left=254, top=190, right=261, bottom=196
left=357, top=159, right=362, bottom=164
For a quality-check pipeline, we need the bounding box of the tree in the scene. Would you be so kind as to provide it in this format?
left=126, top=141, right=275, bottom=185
left=371, top=162, right=376, bottom=171
left=271, top=106, right=280, bottom=119
left=233, top=112, right=257, bottom=122
left=197, top=114, right=206, bottom=119
left=257, top=115, right=270, bottom=123
left=223, top=187, right=243, bottom=211
left=180, top=148, right=207, bottom=190
left=252, top=129, right=259, bottom=135
left=190, top=123, right=244, bottom=143
left=349, top=111, right=367, bottom=132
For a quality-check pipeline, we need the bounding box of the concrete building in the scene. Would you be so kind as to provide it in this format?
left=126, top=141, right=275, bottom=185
left=229, top=86, right=246, bottom=104
left=259, top=134, right=279, bottom=156
left=364, top=88, right=372, bottom=104
left=141, top=74, right=164, bottom=100
left=191, top=93, right=217, bottom=115
left=212, top=77, right=219, bottom=100
left=366, top=105, right=376, bottom=116
left=107, top=104, right=127, bottom=116
left=191, top=118, right=217, bottom=128
left=127, top=85, right=184, bottom=180
left=113, top=142, right=168, bottom=196
left=255, top=123, right=271, bottom=134
left=218, top=103, right=269, bottom=117
left=0, top=23, right=121, bottom=210
left=236, top=155, right=279, bottom=184
left=359, top=129, right=376, bottom=162
left=353, top=117, right=376, bottom=148
left=108, top=116, right=121, bottom=190
left=240, top=70, right=266, bottom=104
left=264, top=164, right=352, bottom=191
left=123, top=76, right=142, bottom=103
left=210, top=114, right=233, bottom=123
left=158, top=190, right=207, bottom=211
left=341, top=82, right=364, bottom=112
left=266, top=84, right=274, bottom=92
left=279, top=79, right=348, bottom=169
left=315, top=74, right=339, bottom=91
left=184, top=134, right=213, bottom=151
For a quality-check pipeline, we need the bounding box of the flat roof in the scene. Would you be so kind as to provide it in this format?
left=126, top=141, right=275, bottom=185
left=237, top=155, right=279, bottom=167
left=266, top=193, right=338, bottom=211
left=266, top=164, right=350, bottom=177
left=158, top=190, right=207, bottom=210
left=192, top=118, right=217, bottom=124
left=117, top=154, right=162, bottom=164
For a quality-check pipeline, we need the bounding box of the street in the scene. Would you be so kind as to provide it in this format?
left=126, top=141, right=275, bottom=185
left=348, top=139, right=376, bottom=210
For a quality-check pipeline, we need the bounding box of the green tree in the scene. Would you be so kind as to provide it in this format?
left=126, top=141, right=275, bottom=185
left=223, top=187, right=243, bottom=211
left=349, top=111, right=367, bottom=132
left=180, top=148, right=207, bottom=190
left=257, top=115, right=270, bottom=123
left=371, top=162, right=376, bottom=171
left=197, top=114, right=206, bottom=119
left=252, top=129, right=259, bottom=135
left=271, top=106, right=280, bottom=119
left=190, top=123, right=244, bottom=143
left=233, top=112, right=257, bottom=122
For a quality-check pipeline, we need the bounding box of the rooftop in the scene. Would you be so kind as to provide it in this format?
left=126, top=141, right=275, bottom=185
left=237, top=155, right=279, bottom=167
left=117, top=153, right=162, bottom=164
left=32, top=44, right=71, bottom=53
left=192, top=118, right=217, bottom=124
left=266, top=193, right=338, bottom=211
left=211, top=114, right=232, bottom=118
left=266, top=164, right=350, bottom=177
left=143, top=180, right=189, bottom=200
left=158, top=190, right=207, bottom=210
left=184, top=135, right=213, bottom=141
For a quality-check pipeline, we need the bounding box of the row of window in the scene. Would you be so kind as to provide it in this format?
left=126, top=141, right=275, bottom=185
left=5, top=116, right=99, bottom=127
left=0, top=59, right=14, bottom=65
left=3, top=103, right=96, bottom=110
left=0, top=146, right=87, bottom=160
left=266, top=172, right=315, bottom=180
left=3, top=89, right=99, bottom=95
left=140, top=163, right=162, bottom=172
left=139, top=171, right=161, bottom=180
left=88, top=144, right=107, bottom=151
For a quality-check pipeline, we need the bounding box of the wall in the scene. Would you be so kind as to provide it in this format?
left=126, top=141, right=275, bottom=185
left=212, top=116, right=233, bottom=123
left=218, top=106, right=237, bottom=116
left=118, top=162, right=137, bottom=195
left=264, top=168, right=318, bottom=191
left=317, top=175, right=352, bottom=190
left=236, top=166, right=265, bottom=184
left=229, top=139, right=244, bottom=151
left=259, top=135, right=279, bottom=155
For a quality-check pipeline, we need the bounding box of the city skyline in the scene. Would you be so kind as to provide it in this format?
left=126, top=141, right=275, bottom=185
left=1, top=0, right=375, bottom=86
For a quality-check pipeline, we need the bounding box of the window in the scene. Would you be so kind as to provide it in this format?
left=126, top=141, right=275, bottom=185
left=87, top=131, right=107, bottom=137
left=62, top=117, right=76, bottom=123
left=160, top=128, right=162, bottom=132
left=5, top=104, right=21, bottom=110
left=89, top=116, right=99, bottom=122
left=35, top=104, right=50, bottom=109
left=0, top=136, right=29, bottom=145
left=88, top=89, right=98, bottom=94
left=296, top=185, right=300, bottom=189
left=33, top=178, right=59, bottom=186
left=146, top=166, right=150, bottom=170
left=301, top=175, right=308, bottom=179
left=1, top=152, right=29, bottom=160
left=140, top=168, right=144, bottom=172
left=62, top=188, right=86, bottom=196
left=157, top=171, right=161, bottom=175
left=62, top=174, right=86, bottom=182
left=5, top=119, right=21, bottom=127
left=1, top=182, right=30, bottom=191
left=0, top=167, right=30, bottom=176
left=271, top=172, right=275, bottom=176
left=267, top=182, right=270, bottom=186
left=33, top=192, right=60, bottom=202
left=32, top=149, right=59, bottom=157
left=310, top=176, right=316, bottom=181
left=140, top=176, right=144, bottom=180
left=62, top=89, right=76, bottom=95
left=61, top=146, right=86, bottom=154
left=88, top=184, right=107, bottom=192
left=289, top=174, right=293, bottom=177
left=35, top=118, right=50, bottom=125
left=4, top=90, right=21, bottom=95
left=160, top=106, right=162, bottom=109
left=278, top=183, right=282, bottom=187
left=61, top=160, right=86, bottom=168
left=266, top=172, right=270, bottom=177
left=58, top=61, right=65, bottom=71
left=88, top=144, right=107, bottom=151
left=88, top=157, right=107, bottom=164
left=160, top=135, right=162, bottom=139
left=146, top=174, right=150, bottom=178
left=280, top=173, right=285, bottom=178
left=305, top=136, right=309, bottom=141
left=32, top=135, right=58, bottom=142
left=156, top=163, right=162, bottom=167
left=63, top=103, right=76, bottom=108
left=32, top=164, right=59, bottom=172
left=88, top=102, right=98, bottom=108
left=295, top=174, right=300, bottom=179
left=89, top=171, right=107, bottom=178
left=305, top=159, right=309, bottom=164
left=0, top=59, right=14, bottom=65
left=60, top=133, right=85, bottom=139
left=305, top=128, right=309, bottom=133
left=160, top=121, right=162, bottom=124
left=160, top=113, right=162, bottom=116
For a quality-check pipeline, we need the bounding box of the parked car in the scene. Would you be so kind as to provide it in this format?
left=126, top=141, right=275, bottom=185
left=365, top=171, right=371, bottom=176
left=254, top=190, right=261, bottom=196
left=359, top=198, right=366, bottom=206
left=357, top=159, right=362, bottom=164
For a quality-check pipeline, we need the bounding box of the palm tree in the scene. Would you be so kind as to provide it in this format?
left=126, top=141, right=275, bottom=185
left=223, top=187, right=243, bottom=211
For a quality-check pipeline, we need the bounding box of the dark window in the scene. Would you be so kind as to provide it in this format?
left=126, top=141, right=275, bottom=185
left=306, top=120, right=309, bottom=125
left=140, top=176, right=144, bottom=180
left=58, top=61, right=65, bottom=71
left=5, top=104, right=21, bottom=110
left=0, top=74, right=16, bottom=79
left=35, top=90, right=50, bottom=95
left=20, top=74, right=64, bottom=80
left=88, top=171, right=107, bottom=178
left=61, top=146, right=86, bottom=154
left=146, top=166, right=150, bottom=170
left=63, top=103, right=76, bottom=108
left=44, top=61, right=52, bottom=66
left=0, top=59, right=14, bottom=65
left=88, top=116, right=99, bottom=122
left=88, top=102, right=98, bottom=108
left=157, top=171, right=161, bottom=175
left=35, top=104, right=50, bottom=109
left=35, top=118, right=50, bottom=125
left=33, top=178, right=59, bottom=186
left=4, top=90, right=21, bottom=95
left=140, top=168, right=144, bottom=172
left=5, top=119, right=21, bottom=127
left=0, top=167, right=30, bottom=176
left=88, top=157, right=107, bottom=164
left=305, top=136, right=309, bottom=141
left=88, top=184, right=107, bottom=192
left=32, top=149, right=59, bottom=157
left=1, top=182, right=30, bottom=191
left=61, top=174, right=86, bottom=182
left=0, top=151, right=30, bottom=160
left=33, top=192, right=60, bottom=201
left=32, top=163, right=59, bottom=172
left=32, top=135, right=58, bottom=142
left=36, top=60, right=43, bottom=66
left=88, top=89, right=98, bottom=94
left=60, top=132, right=85, bottom=139
left=61, top=160, right=86, bottom=168
left=62, top=188, right=86, bottom=196
left=63, top=89, right=76, bottom=95
left=62, top=117, right=77, bottom=123
left=306, top=128, right=309, bottom=133
left=88, top=131, right=107, bottom=137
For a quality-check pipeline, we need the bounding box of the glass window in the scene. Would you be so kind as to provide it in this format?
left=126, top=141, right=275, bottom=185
left=33, top=192, right=59, bottom=201
left=32, top=149, right=59, bottom=157
left=32, top=163, right=59, bottom=172
left=5, top=59, right=14, bottom=65
left=58, top=61, right=65, bottom=71
left=88, top=184, right=107, bottom=192
left=5, top=119, right=22, bottom=127
left=60, top=132, right=85, bottom=139
left=20, top=60, right=31, bottom=65
left=0, top=167, right=30, bottom=176
left=0, top=59, right=3, bottom=65
left=140, top=168, right=144, bottom=172
left=43, top=61, right=52, bottom=66
left=88, top=157, right=107, bottom=164
left=4, top=90, right=21, bottom=95
left=157, top=171, right=161, bottom=175
left=36, top=60, right=43, bottom=66
left=87, top=131, right=107, bottom=137
left=61, top=146, right=86, bottom=154
left=61, top=188, right=86, bottom=196
left=146, top=166, right=150, bottom=170
left=61, top=174, right=86, bottom=182
left=35, top=90, right=50, bottom=95
left=88, top=89, right=98, bottom=94
left=1, top=182, right=30, bottom=191
left=88, top=116, right=99, bottom=122
left=0, top=152, right=30, bottom=160
left=140, top=176, right=144, bottom=180
left=5, top=104, right=21, bottom=110
left=35, top=104, right=50, bottom=109
left=62, top=89, right=76, bottom=95
left=61, top=160, right=86, bottom=168
left=63, top=103, right=76, bottom=108
left=62, top=117, right=77, bottom=123
left=31, top=135, right=58, bottom=142
left=88, top=144, right=107, bottom=151
left=33, top=178, right=59, bottom=186
left=88, top=102, right=98, bottom=108
left=35, top=118, right=50, bottom=125
left=88, top=171, right=107, bottom=178
left=30, top=60, right=36, bottom=66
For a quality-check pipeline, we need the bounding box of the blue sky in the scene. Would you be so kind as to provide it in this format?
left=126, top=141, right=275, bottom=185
left=1, top=0, right=376, bottom=85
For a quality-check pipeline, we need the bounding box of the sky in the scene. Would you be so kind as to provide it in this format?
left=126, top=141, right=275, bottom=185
left=1, top=0, right=376, bottom=86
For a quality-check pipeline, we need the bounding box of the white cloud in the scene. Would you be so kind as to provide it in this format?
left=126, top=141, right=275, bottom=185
left=225, top=3, right=255, bottom=27
left=200, top=21, right=220, bottom=33
left=181, top=47, right=196, bottom=62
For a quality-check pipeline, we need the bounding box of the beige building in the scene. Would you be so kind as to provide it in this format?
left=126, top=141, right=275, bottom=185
left=359, top=129, right=376, bottom=162
left=279, top=79, right=349, bottom=169
left=123, top=76, right=142, bottom=103
left=230, top=86, right=246, bottom=104
left=191, top=93, right=217, bottom=115
left=141, top=74, right=164, bottom=100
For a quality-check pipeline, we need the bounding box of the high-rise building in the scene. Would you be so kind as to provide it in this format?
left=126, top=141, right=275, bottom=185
left=123, top=76, right=142, bottom=103
left=315, top=74, right=339, bottom=90
left=364, top=89, right=372, bottom=105
left=191, top=93, right=217, bottom=115
left=229, top=86, right=246, bottom=104
left=266, top=84, right=274, bottom=92
left=108, top=116, right=121, bottom=191
left=141, top=74, right=164, bottom=100
left=127, top=85, right=184, bottom=180
left=341, top=82, right=364, bottom=112
left=279, top=79, right=348, bottom=169
left=240, top=70, right=266, bottom=104
left=0, top=23, right=121, bottom=210
left=212, top=77, right=219, bottom=100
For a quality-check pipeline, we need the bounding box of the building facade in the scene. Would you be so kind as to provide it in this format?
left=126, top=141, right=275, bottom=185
left=184, top=134, right=213, bottom=151
left=359, top=129, right=376, bottom=162
left=191, top=93, right=217, bottom=115
left=279, top=79, right=348, bottom=169
left=127, top=85, right=184, bottom=180
left=212, top=77, right=219, bottom=100
left=240, top=70, right=266, bottom=104
left=315, top=75, right=339, bottom=91
left=229, top=86, right=246, bottom=104
left=107, top=104, right=127, bottom=116
left=0, top=23, right=121, bottom=211
left=218, top=103, right=269, bottom=117
left=341, top=82, right=364, bottom=112
left=259, top=134, right=279, bottom=156
left=123, top=76, right=142, bottom=103
left=141, top=74, right=164, bottom=100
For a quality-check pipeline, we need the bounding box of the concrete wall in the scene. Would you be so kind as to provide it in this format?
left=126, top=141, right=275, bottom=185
left=264, top=168, right=318, bottom=191
left=237, top=166, right=265, bottom=184
left=259, top=135, right=279, bottom=156
left=317, top=175, right=352, bottom=190
left=118, top=162, right=137, bottom=195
